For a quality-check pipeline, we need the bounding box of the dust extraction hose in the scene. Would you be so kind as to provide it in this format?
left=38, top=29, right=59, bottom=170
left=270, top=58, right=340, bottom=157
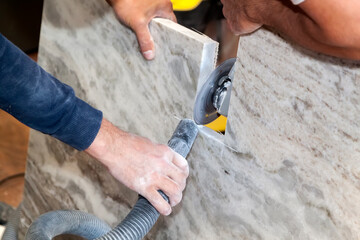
left=1, top=207, right=20, bottom=240
left=23, top=119, right=198, bottom=240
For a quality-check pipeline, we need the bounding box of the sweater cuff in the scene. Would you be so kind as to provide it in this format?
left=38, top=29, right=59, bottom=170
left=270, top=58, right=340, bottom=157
left=51, top=98, right=103, bottom=151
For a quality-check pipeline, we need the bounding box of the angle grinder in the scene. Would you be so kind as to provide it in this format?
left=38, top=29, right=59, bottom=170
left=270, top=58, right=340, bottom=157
left=193, top=58, right=236, bottom=126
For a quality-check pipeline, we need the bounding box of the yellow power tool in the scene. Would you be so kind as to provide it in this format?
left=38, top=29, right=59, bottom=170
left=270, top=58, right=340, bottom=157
left=193, top=58, right=236, bottom=133
left=171, top=0, right=202, bottom=11
left=171, top=0, right=229, bottom=133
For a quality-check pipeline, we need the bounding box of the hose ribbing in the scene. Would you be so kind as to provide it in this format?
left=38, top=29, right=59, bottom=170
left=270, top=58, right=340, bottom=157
left=1, top=207, right=19, bottom=240
left=25, top=210, right=111, bottom=240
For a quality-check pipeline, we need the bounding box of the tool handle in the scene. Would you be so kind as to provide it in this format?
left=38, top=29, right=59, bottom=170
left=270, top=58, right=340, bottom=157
left=167, top=119, right=199, bottom=159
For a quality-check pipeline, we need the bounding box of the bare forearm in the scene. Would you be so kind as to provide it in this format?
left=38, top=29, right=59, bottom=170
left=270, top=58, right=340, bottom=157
left=221, top=0, right=360, bottom=59
left=264, top=0, right=360, bottom=59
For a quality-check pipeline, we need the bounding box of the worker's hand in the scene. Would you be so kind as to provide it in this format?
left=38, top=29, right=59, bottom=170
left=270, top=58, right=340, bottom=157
left=220, top=0, right=265, bottom=35
left=85, top=118, right=189, bottom=216
left=220, top=0, right=360, bottom=59
left=106, top=0, right=177, bottom=60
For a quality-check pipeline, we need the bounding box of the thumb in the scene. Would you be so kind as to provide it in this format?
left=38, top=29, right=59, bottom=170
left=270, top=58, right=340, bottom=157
left=134, top=24, right=155, bottom=60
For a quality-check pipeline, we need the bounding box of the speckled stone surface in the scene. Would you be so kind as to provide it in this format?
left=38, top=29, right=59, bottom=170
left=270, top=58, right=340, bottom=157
left=20, top=0, right=219, bottom=238
left=20, top=0, right=360, bottom=239
left=225, top=30, right=360, bottom=239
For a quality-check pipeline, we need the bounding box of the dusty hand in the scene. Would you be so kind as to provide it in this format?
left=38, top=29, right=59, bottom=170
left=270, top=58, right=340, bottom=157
left=85, top=118, right=189, bottom=215
left=220, top=0, right=265, bottom=35
left=106, top=0, right=177, bottom=60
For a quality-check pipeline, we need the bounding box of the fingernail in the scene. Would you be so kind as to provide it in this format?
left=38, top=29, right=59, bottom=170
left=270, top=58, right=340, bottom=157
left=143, top=50, right=154, bottom=60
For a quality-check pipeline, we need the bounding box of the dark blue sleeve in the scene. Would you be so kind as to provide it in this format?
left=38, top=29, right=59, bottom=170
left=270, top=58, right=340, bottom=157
left=0, top=34, right=103, bottom=151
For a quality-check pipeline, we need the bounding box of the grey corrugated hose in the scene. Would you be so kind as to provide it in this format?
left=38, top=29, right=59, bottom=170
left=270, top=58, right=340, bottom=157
left=20, top=119, right=198, bottom=240
left=1, top=206, right=20, bottom=240
left=25, top=210, right=112, bottom=240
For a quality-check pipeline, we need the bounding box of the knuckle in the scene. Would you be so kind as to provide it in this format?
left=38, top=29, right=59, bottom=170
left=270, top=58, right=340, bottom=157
left=136, top=16, right=147, bottom=27
left=180, top=179, right=186, bottom=191
left=149, top=171, right=160, bottom=183
left=159, top=144, right=170, bottom=153
left=182, top=163, right=190, bottom=175
left=179, top=166, right=189, bottom=178
left=172, top=192, right=182, bottom=206
left=173, top=183, right=182, bottom=195
left=144, top=184, right=153, bottom=193
left=159, top=146, right=173, bottom=162
left=185, top=168, right=190, bottom=178
left=139, top=36, right=153, bottom=48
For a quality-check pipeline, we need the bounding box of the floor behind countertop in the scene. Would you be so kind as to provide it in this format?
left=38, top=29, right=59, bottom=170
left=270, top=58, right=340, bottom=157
left=0, top=109, right=29, bottom=208
left=0, top=53, right=37, bottom=209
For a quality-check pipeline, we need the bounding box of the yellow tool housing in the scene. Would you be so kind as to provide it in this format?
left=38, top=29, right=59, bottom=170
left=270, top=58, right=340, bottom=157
left=171, top=0, right=202, bottom=11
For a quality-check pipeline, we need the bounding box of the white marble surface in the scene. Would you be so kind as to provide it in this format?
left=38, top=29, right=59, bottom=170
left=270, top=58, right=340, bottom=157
left=20, top=0, right=360, bottom=239
left=225, top=30, right=360, bottom=239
